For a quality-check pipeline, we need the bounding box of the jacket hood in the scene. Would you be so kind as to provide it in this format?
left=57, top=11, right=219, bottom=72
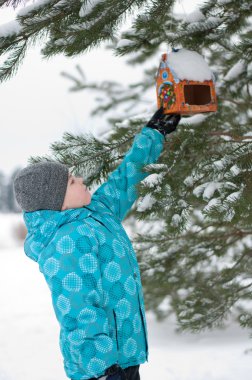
left=23, top=207, right=92, bottom=263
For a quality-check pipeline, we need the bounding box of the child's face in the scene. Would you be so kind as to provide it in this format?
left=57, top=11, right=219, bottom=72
left=61, top=174, right=92, bottom=210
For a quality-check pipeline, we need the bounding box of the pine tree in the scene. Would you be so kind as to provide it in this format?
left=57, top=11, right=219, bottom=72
left=7, top=168, right=21, bottom=212
left=0, top=168, right=21, bottom=212
left=0, top=170, right=6, bottom=211
left=1, top=0, right=252, bottom=338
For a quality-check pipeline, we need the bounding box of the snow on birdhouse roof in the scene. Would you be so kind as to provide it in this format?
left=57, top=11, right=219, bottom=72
left=164, top=49, right=213, bottom=82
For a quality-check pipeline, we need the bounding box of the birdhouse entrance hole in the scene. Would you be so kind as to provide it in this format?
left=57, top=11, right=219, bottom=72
left=184, top=85, right=211, bottom=105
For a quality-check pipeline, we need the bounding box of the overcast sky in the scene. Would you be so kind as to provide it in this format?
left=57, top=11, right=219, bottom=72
left=0, top=0, right=199, bottom=176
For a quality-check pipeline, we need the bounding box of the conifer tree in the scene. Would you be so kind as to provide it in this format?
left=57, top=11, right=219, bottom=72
left=1, top=0, right=252, bottom=337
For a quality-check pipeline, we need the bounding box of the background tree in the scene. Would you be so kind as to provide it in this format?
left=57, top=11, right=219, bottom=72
left=0, top=168, right=21, bottom=212
left=0, top=170, right=7, bottom=211
left=1, top=0, right=252, bottom=338
left=7, top=168, right=21, bottom=212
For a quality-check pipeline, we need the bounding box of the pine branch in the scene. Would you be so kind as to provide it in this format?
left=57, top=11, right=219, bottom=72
left=0, top=39, right=27, bottom=81
left=29, top=130, right=135, bottom=186
left=208, top=131, right=252, bottom=141
left=0, top=0, right=149, bottom=81
left=0, top=0, right=25, bottom=8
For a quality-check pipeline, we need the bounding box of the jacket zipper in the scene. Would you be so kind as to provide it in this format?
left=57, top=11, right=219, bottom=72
left=137, top=294, right=149, bottom=358
left=113, top=310, right=119, bottom=352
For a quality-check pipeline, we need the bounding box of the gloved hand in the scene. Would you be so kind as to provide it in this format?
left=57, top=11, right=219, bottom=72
left=146, top=106, right=181, bottom=137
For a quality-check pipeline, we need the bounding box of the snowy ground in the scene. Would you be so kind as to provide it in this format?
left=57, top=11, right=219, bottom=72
left=0, top=214, right=251, bottom=380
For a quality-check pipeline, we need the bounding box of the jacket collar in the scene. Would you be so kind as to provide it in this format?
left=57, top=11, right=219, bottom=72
left=23, top=206, right=93, bottom=262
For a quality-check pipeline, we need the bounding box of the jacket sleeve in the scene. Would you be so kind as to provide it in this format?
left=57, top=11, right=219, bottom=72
left=42, top=230, right=118, bottom=379
left=92, top=126, right=165, bottom=221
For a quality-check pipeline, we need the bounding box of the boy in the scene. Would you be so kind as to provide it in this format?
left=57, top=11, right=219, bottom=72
left=13, top=108, right=180, bottom=380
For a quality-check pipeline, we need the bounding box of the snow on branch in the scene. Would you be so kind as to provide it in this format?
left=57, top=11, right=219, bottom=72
left=0, top=19, right=22, bottom=37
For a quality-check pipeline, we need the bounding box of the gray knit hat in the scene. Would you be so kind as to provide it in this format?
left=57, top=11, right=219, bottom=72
left=13, top=161, right=69, bottom=212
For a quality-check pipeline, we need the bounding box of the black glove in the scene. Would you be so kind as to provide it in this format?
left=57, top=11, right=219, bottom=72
left=146, top=106, right=181, bottom=137
left=104, top=364, right=127, bottom=380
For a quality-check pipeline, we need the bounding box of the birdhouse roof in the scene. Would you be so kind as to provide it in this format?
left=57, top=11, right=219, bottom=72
left=162, top=49, right=213, bottom=82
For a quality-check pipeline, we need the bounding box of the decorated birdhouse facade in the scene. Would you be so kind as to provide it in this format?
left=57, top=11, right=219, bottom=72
left=156, top=49, right=217, bottom=115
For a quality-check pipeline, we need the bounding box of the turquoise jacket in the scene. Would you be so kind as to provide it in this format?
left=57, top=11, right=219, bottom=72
left=23, top=126, right=164, bottom=380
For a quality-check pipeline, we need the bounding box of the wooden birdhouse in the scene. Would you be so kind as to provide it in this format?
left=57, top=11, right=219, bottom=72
left=156, top=49, right=217, bottom=115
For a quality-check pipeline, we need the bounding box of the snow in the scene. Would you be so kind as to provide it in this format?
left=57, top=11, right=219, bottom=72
left=166, top=49, right=213, bottom=82
left=17, top=0, right=53, bottom=17
left=0, top=213, right=24, bottom=249
left=184, top=176, right=194, bottom=187
left=179, top=113, right=208, bottom=126
left=203, top=198, right=221, bottom=213
left=207, top=16, right=222, bottom=25
left=142, top=173, right=165, bottom=188
left=1, top=213, right=252, bottom=380
left=213, top=159, right=226, bottom=170
left=0, top=0, right=67, bottom=37
left=135, top=173, right=165, bottom=212
left=224, top=60, right=246, bottom=81
left=184, top=9, right=205, bottom=23
left=229, top=164, right=242, bottom=179
left=178, top=199, right=187, bottom=208
left=247, top=62, right=252, bottom=75
left=116, top=39, right=134, bottom=49
left=171, top=214, right=181, bottom=227
left=203, top=182, right=222, bottom=200
left=116, top=119, right=131, bottom=129
left=242, top=132, right=252, bottom=141
left=0, top=19, right=22, bottom=37
left=193, top=181, right=238, bottom=200
left=126, top=216, right=166, bottom=238
left=225, top=190, right=242, bottom=203
left=136, top=193, right=156, bottom=212
left=79, top=0, right=105, bottom=18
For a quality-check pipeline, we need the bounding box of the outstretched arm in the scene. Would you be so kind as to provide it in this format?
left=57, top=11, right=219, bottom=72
left=92, top=108, right=180, bottom=221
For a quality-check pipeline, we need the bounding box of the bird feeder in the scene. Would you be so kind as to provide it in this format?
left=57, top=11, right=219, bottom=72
left=156, top=49, right=217, bottom=115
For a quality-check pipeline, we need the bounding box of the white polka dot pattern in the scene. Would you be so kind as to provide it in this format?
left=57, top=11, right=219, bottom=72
left=126, top=162, right=138, bottom=178
left=76, top=225, right=93, bottom=237
left=112, top=239, right=126, bottom=258
left=123, top=338, right=137, bottom=357
left=68, top=329, right=86, bottom=345
left=78, top=308, right=97, bottom=324
left=86, top=289, right=100, bottom=305
left=116, top=299, right=131, bottom=319
left=124, top=276, right=136, bottom=295
left=79, top=254, right=98, bottom=273
left=40, top=221, right=57, bottom=237
left=87, top=358, right=106, bottom=376
left=127, top=184, right=137, bottom=202
left=56, top=236, right=75, bottom=254
left=104, top=262, right=121, bottom=282
left=96, top=229, right=106, bottom=244
left=95, top=336, right=113, bottom=353
left=133, top=313, right=142, bottom=333
left=57, top=295, right=71, bottom=315
left=62, top=273, right=82, bottom=292
left=43, top=258, right=60, bottom=277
